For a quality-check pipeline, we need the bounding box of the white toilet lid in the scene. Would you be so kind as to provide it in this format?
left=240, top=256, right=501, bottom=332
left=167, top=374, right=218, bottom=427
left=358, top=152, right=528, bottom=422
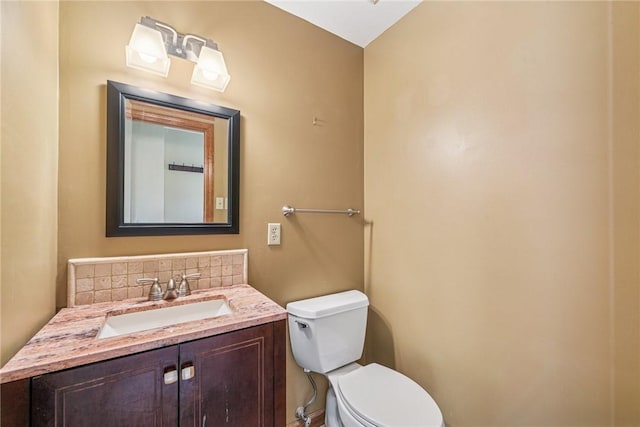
left=337, top=363, right=443, bottom=427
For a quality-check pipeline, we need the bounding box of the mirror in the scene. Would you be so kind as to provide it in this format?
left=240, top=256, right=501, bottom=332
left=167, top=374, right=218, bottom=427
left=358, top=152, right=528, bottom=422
left=106, top=80, right=240, bottom=236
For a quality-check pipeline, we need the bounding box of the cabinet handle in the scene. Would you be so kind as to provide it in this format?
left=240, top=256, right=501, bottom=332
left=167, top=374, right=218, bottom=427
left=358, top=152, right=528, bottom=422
left=182, top=365, right=195, bottom=381
left=164, top=368, right=178, bottom=385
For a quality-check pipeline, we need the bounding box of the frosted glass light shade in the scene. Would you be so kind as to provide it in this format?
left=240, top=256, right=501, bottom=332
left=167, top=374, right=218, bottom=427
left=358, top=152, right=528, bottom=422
left=126, top=24, right=170, bottom=77
left=191, top=46, right=231, bottom=92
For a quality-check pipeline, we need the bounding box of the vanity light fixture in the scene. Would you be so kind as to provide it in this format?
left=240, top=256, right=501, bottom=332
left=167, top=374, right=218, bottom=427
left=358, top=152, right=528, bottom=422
left=125, top=16, right=231, bottom=92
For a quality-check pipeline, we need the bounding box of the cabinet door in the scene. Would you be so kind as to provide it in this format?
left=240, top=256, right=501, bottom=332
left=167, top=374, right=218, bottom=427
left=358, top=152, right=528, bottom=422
left=179, top=324, right=274, bottom=427
left=31, top=345, right=179, bottom=427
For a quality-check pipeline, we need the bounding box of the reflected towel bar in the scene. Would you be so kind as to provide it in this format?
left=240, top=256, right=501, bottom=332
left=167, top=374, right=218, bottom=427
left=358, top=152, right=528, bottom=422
left=282, top=205, right=361, bottom=217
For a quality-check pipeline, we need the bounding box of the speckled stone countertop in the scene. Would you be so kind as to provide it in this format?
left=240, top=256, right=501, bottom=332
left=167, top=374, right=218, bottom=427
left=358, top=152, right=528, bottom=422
left=0, top=284, right=287, bottom=384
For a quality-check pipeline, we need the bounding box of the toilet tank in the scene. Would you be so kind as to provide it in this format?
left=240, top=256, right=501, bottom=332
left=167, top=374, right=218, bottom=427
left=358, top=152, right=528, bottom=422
left=286, top=290, right=369, bottom=374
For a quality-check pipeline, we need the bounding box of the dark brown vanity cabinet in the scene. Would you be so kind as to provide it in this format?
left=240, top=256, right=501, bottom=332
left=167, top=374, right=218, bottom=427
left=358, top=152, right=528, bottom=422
left=22, top=321, right=285, bottom=427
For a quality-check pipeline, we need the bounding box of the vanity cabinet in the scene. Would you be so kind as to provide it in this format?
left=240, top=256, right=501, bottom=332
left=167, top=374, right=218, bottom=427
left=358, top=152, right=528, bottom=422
left=26, top=321, right=285, bottom=427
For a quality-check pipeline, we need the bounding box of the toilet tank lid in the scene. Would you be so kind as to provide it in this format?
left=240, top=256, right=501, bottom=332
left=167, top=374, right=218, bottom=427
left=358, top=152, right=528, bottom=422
left=286, top=290, right=369, bottom=319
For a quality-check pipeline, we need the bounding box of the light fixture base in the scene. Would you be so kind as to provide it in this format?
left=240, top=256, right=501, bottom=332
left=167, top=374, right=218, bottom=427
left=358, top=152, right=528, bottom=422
left=140, top=16, right=218, bottom=64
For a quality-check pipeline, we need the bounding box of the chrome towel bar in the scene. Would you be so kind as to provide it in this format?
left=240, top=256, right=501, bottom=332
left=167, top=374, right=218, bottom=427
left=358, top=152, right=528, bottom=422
left=282, top=205, right=361, bottom=217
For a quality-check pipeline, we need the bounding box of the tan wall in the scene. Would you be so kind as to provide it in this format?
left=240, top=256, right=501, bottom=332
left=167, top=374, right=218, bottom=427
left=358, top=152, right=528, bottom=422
left=612, top=3, right=640, bottom=424
left=1, top=1, right=59, bottom=365
left=0, top=1, right=363, bottom=422
left=364, top=2, right=639, bottom=425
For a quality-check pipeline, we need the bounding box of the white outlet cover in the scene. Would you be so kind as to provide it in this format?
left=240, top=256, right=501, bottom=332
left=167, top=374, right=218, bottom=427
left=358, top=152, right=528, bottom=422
left=268, top=223, right=281, bottom=245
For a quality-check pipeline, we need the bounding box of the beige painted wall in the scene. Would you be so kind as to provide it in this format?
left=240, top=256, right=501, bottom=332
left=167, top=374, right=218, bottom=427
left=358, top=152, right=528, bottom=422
left=364, top=2, right=639, bottom=426
left=612, top=3, right=640, bottom=424
left=1, top=1, right=59, bottom=365
left=0, top=1, right=363, bottom=422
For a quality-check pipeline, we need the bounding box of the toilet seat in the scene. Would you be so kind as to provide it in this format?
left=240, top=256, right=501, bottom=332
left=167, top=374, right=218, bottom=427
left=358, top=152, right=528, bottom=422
left=336, top=363, right=443, bottom=427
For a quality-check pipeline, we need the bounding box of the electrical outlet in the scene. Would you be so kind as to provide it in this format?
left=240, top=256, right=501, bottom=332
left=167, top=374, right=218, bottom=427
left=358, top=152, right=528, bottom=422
left=215, top=197, right=224, bottom=209
left=267, top=223, right=281, bottom=245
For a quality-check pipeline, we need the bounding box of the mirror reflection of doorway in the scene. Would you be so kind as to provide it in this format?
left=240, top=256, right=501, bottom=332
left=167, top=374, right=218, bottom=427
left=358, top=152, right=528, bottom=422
left=124, top=100, right=216, bottom=223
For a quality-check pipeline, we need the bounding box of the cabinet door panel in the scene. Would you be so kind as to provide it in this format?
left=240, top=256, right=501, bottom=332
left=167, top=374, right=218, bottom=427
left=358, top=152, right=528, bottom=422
left=31, top=345, right=179, bottom=427
left=180, top=324, right=274, bottom=427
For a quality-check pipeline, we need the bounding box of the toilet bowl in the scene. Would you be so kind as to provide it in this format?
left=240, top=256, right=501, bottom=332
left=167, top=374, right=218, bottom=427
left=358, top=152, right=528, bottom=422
left=287, top=290, right=444, bottom=427
left=328, top=363, right=444, bottom=427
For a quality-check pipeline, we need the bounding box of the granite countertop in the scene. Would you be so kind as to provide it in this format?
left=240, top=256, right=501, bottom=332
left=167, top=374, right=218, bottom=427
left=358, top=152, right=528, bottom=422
left=0, top=284, right=287, bottom=384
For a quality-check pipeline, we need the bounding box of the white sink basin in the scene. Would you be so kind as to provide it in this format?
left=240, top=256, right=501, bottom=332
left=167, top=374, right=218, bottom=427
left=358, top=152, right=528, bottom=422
left=97, top=299, right=232, bottom=339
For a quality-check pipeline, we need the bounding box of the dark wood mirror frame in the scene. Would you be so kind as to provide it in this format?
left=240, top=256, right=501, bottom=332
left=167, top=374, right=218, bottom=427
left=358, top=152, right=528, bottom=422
left=106, top=80, right=240, bottom=236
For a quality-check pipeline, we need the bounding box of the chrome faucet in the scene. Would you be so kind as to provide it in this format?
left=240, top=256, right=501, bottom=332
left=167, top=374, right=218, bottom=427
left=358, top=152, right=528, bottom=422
left=163, top=278, right=179, bottom=300
left=137, top=274, right=201, bottom=301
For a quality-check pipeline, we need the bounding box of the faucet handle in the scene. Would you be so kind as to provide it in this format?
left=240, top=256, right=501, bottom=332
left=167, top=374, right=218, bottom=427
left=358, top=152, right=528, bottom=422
left=137, top=278, right=163, bottom=301
left=178, top=273, right=200, bottom=297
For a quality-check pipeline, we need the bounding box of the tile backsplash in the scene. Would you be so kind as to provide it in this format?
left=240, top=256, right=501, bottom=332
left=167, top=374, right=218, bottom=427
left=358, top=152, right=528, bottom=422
left=68, top=249, right=248, bottom=307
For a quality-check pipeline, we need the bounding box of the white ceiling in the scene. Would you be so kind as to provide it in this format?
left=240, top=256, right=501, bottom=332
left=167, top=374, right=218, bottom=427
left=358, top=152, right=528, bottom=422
left=265, top=0, right=422, bottom=48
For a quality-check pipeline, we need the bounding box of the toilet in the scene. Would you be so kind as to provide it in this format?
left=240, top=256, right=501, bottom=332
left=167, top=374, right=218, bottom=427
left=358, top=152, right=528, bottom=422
left=287, top=290, right=444, bottom=427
